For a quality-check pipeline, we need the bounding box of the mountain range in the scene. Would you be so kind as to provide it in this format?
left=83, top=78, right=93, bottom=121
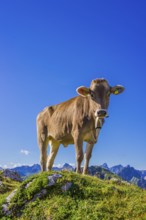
left=9, top=163, right=74, bottom=177
left=1, top=162, right=146, bottom=188
left=100, top=163, right=146, bottom=189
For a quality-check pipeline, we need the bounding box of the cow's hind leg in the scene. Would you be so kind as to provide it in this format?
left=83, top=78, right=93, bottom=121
left=37, top=132, right=48, bottom=172
left=73, top=131, right=84, bottom=173
left=38, top=126, right=48, bottom=171
left=47, top=140, right=60, bottom=171
left=83, top=143, right=94, bottom=174
left=39, top=139, right=48, bottom=171
left=37, top=116, right=48, bottom=171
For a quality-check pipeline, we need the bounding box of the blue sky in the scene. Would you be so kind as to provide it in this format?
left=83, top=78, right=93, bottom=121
left=0, top=0, right=146, bottom=169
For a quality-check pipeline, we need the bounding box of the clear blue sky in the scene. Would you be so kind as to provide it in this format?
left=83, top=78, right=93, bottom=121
left=0, top=0, right=146, bottom=169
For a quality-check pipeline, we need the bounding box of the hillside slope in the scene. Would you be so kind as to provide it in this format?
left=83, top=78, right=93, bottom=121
left=0, top=170, right=21, bottom=218
left=1, top=171, right=146, bottom=220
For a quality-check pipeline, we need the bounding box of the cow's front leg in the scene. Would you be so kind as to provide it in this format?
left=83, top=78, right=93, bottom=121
left=83, top=143, right=94, bottom=174
left=47, top=140, right=60, bottom=171
left=73, top=133, right=83, bottom=173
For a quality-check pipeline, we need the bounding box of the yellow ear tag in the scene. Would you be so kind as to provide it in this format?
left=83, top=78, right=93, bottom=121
left=114, top=89, right=119, bottom=95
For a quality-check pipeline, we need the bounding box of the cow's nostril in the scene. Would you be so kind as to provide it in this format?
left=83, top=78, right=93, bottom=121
left=96, top=109, right=108, bottom=118
left=98, top=110, right=106, bottom=116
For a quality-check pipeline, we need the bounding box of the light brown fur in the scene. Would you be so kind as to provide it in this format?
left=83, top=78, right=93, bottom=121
left=37, top=78, right=124, bottom=174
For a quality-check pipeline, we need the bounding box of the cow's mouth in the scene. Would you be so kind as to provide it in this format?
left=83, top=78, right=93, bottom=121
left=95, top=109, right=109, bottom=129
left=95, top=117, right=103, bottom=129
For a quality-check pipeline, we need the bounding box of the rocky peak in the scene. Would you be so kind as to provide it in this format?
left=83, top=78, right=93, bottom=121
left=118, top=166, right=141, bottom=182
left=101, top=163, right=109, bottom=170
left=110, top=165, right=124, bottom=174
left=2, top=169, right=22, bottom=182
left=62, top=163, right=74, bottom=171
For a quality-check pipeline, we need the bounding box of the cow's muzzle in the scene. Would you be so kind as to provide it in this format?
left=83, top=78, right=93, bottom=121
left=95, top=109, right=109, bottom=118
left=95, top=109, right=109, bottom=129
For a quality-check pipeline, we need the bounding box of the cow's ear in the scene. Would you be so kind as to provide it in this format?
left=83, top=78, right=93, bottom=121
left=76, top=86, right=90, bottom=97
left=110, top=85, right=125, bottom=95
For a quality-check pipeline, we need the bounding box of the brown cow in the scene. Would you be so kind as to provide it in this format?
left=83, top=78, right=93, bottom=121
left=37, top=78, right=124, bottom=174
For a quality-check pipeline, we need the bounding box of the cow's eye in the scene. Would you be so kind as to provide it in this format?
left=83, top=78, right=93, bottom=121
left=90, top=92, right=95, bottom=99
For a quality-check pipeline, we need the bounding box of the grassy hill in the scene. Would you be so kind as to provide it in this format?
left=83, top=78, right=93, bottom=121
left=0, top=170, right=20, bottom=218
left=1, top=171, right=146, bottom=220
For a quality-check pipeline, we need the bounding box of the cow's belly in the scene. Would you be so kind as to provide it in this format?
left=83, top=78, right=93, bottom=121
left=48, top=133, right=74, bottom=147
left=48, top=128, right=99, bottom=146
left=60, top=134, right=74, bottom=147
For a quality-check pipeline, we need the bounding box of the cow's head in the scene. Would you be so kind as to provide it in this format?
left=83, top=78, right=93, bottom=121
left=76, top=78, right=124, bottom=121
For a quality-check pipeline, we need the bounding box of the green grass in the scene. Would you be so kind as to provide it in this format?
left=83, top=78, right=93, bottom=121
left=1, top=171, right=146, bottom=220
left=0, top=174, right=20, bottom=219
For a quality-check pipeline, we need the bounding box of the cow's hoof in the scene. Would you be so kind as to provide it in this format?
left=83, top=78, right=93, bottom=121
left=83, top=171, right=88, bottom=175
left=47, top=168, right=51, bottom=172
left=76, top=170, right=82, bottom=174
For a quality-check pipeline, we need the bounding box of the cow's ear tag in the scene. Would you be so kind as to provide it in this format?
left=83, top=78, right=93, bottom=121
left=76, top=86, right=90, bottom=97
left=114, top=89, right=119, bottom=95
left=111, top=85, right=125, bottom=95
